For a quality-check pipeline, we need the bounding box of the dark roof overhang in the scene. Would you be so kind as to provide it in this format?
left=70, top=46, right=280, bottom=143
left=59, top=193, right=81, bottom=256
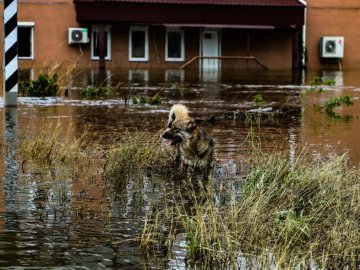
left=73, top=0, right=305, bottom=26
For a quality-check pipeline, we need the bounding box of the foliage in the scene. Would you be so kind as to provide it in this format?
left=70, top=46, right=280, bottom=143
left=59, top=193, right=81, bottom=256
left=132, top=96, right=139, bottom=105
left=149, top=93, right=162, bottom=105
left=21, top=73, right=60, bottom=97
left=323, top=95, right=353, bottom=113
left=301, top=76, right=336, bottom=99
left=81, top=85, right=111, bottom=99
left=253, top=93, right=266, bottom=107
left=310, top=76, right=335, bottom=89
left=131, top=93, right=162, bottom=106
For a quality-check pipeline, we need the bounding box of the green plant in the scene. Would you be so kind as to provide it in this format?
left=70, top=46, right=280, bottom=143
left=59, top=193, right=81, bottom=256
left=139, top=96, right=148, bottom=104
left=81, top=85, right=111, bottom=99
left=310, top=76, right=323, bottom=88
left=324, top=95, right=353, bottom=113
left=21, top=73, right=59, bottom=97
left=132, top=96, right=139, bottom=105
left=308, top=76, right=335, bottom=94
left=149, top=93, right=161, bottom=105
left=131, top=94, right=162, bottom=106
left=253, top=93, right=266, bottom=107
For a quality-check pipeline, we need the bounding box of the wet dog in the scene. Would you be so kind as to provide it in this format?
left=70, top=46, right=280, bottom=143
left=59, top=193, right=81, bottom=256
left=160, top=104, right=189, bottom=164
left=161, top=104, right=214, bottom=179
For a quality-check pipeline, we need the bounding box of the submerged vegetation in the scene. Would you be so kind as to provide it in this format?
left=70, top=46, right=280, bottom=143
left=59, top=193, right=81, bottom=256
left=81, top=85, right=111, bottom=99
left=20, top=122, right=101, bottom=178
left=19, top=123, right=360, bottom=269
left=20, top=72, right=60, bottom=97
left=140, top=152, right=360, bottom=269
left=103, top=130, right=168, bottom=189
left=310, top=75, right=336, bottom=91
left=323, top=94, right=353, bottom=113
left=19, top=61, right=78, bottom=97
left=301, top=76, right=336, bottom=100
left=252, top=93, right=267, bottom=107
left=131, top=93, right=162, bottom=106
left=302, top=76, right=355, bottom=119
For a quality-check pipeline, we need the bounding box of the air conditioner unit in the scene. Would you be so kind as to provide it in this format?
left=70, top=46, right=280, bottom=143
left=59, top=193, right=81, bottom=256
left=320, top=36, right=344, bottom=58
left=68, top=28, right=89, bottom=44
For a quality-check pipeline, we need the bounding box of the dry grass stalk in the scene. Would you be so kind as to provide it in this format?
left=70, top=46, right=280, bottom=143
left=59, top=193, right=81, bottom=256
left=140, top=151, right=360, bottom=269
left=19, top=121, right=101, bottom=178
left=103, top=130, right=170, bottom=189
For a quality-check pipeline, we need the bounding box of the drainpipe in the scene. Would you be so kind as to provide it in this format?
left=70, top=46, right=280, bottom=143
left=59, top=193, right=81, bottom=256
left=299, top=0, right=307, bottom=68
left=98, top=23, right=105, bottom=70
left=291, top=0, right=306, bottom=84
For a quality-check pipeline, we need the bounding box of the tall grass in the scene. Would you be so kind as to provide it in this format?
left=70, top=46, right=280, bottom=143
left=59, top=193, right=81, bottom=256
left=20, top=121, right=101, bottom=177
left=179, top=155, right=360, bottom=269
left=19, top=124, right=360, bottom=269
left=103, top=130, right=170, bottom=190
left=140, top=151, right=360, bottom=269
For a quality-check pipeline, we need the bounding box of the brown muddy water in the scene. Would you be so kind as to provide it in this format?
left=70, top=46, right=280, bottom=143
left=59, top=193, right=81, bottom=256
left=0, top=69, right=360, bottom=269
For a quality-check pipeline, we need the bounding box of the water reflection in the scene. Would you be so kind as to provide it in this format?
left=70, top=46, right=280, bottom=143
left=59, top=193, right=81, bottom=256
left=1, top=108, right=19, bottom=266
left=0, top=68, right=359, bottom=268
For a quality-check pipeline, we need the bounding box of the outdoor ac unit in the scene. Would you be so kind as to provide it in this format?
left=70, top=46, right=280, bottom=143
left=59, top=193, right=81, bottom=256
left=68, top=28, right=89, bottom=44
left=320, top=36, right=344, bottom=58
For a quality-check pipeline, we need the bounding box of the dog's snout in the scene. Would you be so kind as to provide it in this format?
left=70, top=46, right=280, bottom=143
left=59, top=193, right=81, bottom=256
left=162, top=131, right=171, bottom=139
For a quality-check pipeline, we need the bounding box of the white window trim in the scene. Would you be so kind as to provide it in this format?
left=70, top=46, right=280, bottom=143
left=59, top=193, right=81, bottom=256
left=165, top=28, right=185, bottom=62
left=18, top=22, right=35, bottom=60
left=129, top=26, right=149, bottom=62
left=91, top=25, right=112, bottom=61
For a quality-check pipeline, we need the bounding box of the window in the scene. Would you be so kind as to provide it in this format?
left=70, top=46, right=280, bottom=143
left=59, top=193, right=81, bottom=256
left=166, top=28, right=184, bottom=61
left=129, top=26, right=149, bottom=61
left=18, top=22, right=34, bottom=59
left=91, top=25, right=111, bottom=60
left=129, top=70, right=149, bottom=86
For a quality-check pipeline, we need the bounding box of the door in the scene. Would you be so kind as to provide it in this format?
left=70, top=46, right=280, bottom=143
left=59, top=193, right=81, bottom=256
left=202, top=30, right=220, bottom=69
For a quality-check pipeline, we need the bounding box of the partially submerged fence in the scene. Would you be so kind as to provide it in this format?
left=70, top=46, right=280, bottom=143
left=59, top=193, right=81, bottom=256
left=179, top=56, right=268, bottom=70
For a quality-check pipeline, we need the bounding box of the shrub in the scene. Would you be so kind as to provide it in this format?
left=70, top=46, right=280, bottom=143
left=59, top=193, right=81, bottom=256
left=324, top=95, right=353, bottom=113
left=253, top=93, right=266, bottom=107
left=81, top=85, right=111, bottom=99
left=21, top=73, right=59, bottom=97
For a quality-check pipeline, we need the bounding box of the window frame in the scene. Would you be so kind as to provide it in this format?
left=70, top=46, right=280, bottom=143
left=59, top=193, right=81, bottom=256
left=18, top=22, right=35, bottom=60
left=129, top=26, right=149, bottom=62
left=165, top=28, right=185, bottom=62
left=91, top=25, right=112, bottom=61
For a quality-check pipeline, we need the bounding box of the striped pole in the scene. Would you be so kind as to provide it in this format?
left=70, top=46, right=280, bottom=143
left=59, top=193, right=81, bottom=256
left=3, top=0, right=18, bottom=106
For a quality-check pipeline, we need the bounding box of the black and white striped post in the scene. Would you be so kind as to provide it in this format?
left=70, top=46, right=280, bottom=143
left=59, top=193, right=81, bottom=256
left=3, top=0, right=18, bottom=106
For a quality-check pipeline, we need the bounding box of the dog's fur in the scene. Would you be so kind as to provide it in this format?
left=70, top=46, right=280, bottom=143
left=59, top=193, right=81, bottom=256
left=161, top=104, right=214, bottom=178
left=160, top=104, right=189, bottom=162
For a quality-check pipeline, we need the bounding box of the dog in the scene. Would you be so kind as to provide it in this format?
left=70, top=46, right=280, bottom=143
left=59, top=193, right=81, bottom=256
left=160, top=104, right=189, bottom=163
left=161, top=104, right=214, bottom=179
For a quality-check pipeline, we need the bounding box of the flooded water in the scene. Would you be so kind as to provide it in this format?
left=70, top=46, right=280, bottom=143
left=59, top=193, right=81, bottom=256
left=1, top=68, right=360, bottom=269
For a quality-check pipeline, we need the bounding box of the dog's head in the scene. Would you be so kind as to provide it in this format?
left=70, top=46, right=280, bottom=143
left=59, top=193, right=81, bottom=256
left=161, top=117, right=197, bottom=145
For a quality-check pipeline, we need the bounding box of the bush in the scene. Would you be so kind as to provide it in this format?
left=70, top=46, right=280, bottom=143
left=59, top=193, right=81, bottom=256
left=324, top=95, right=353, bottom=113
left=21, top=73, right=59, bottom=97
left=81, top=85, right=111, bottom=99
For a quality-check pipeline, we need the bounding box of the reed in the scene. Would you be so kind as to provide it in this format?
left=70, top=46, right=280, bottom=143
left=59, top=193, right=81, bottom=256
left=103, top=130, right=169, bottom=190
left=18, top=123, right=360, bottom=269
left=19, top=121, right=101, bottom=177
left=140, top=151, right=360, bottom=269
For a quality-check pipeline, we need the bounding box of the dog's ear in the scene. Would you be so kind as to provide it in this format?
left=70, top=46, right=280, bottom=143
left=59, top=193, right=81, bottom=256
left=167, top=112, right=175, bottom=128
left=195, top=115, right=216, bottom=125
left=194, top=118, right=204, bottom=125
left=207, top=115, right=216, bottom=125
